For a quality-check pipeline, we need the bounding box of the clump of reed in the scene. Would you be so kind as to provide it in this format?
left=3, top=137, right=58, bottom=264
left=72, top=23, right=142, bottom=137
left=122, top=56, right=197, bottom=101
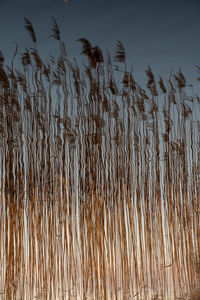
left=0, top=17, right=199, bottom=299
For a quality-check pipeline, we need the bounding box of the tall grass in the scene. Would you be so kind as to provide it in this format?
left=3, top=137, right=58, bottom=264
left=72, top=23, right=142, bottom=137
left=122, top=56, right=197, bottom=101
left=0, top=18, right=199, bottom=299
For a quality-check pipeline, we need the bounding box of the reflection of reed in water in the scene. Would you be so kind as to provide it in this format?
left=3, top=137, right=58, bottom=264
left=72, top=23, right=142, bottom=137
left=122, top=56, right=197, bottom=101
left=0, top=17, right=200, bottom=299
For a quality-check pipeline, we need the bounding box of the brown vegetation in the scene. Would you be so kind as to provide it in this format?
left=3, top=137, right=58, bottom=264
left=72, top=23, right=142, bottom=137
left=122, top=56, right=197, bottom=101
left=0, top=17, right=200, bottom=299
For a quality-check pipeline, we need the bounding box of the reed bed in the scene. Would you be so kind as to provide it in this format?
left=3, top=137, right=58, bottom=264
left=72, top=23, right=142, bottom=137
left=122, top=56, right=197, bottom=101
left=0, top=18, right=200, bottom=299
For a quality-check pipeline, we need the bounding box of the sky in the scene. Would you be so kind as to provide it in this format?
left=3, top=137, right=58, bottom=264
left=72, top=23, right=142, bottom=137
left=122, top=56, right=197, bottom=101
left=1, top=0, right=200, bottom=89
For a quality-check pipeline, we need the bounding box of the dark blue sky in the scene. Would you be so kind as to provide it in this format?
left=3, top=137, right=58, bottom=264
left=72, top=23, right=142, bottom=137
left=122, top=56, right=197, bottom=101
left=1, top=0, right=200, bottom=88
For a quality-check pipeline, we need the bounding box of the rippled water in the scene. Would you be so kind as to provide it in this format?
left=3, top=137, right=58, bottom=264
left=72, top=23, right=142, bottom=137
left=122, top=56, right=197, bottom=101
left=0, top=38, right=200, bottom=299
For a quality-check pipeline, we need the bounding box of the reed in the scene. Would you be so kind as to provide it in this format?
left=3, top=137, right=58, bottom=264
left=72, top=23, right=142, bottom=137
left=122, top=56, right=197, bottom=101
left=0, top=17, right=199, bottom=299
